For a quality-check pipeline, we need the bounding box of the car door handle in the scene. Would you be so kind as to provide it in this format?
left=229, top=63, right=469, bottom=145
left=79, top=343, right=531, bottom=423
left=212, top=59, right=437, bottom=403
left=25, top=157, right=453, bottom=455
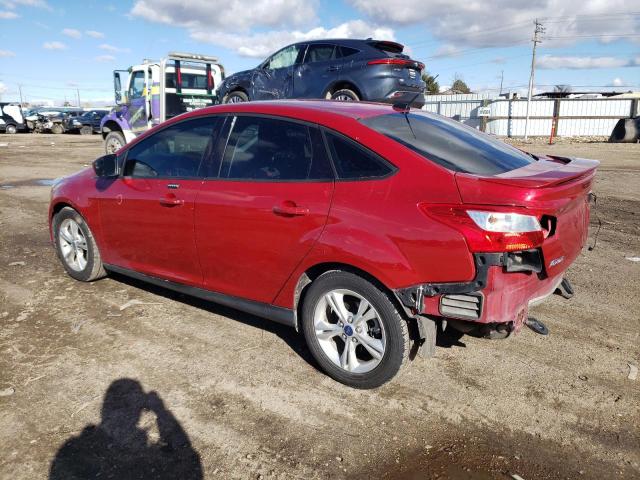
left=327, top=66, right=341, bottom=72
left=159, top=195, right=184, bottom=207
left=273, top=202, right=309, bottom=217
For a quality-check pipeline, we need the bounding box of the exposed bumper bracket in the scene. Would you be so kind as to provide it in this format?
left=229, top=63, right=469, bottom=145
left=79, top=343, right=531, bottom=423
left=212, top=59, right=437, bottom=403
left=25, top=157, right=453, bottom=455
left=555, top=278, right=575, bottom=299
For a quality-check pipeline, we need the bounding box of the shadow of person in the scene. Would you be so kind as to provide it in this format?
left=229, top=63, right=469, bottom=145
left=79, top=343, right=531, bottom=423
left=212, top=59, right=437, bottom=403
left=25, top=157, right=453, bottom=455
left=49, top=379, right=203, bottom=480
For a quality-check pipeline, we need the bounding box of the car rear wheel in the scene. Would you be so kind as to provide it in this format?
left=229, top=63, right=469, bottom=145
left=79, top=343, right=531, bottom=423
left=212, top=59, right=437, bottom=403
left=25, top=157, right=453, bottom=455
left=80, top=125, right=93, bottom=135
left=330, top=89, right=360, bottom=102
left=53, top=207, right=106, bottom=282
left=224, top=91, right=249, bottom=103
left=302, top=271, right=409, bottom=389
left=104, top=131, right=126, bottom=154
left=51, top=123, right=64, bottom=134
left=5, top=124, right=17, bottom=134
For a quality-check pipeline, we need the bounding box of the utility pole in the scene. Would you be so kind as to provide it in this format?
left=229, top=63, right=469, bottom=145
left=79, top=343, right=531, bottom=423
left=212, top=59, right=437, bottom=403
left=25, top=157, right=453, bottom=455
left=76, top=88, right=81, bottom=108
left=499, top=70, right=504, bottom=96
left=18, top=84, right=24, bottom=106
left=524, top=19, right=544, bottom=140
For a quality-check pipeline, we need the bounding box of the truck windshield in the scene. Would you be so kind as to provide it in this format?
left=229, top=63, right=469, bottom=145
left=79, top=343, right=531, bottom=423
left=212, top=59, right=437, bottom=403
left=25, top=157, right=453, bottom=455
left=360, top=112, right=534, bottom=175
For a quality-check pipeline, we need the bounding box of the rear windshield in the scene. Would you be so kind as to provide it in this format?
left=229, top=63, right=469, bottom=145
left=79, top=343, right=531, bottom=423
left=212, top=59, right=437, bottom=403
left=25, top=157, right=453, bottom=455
left=360, top=112, right=534, bottom=175
left=369, top=41, right=404, bottom=54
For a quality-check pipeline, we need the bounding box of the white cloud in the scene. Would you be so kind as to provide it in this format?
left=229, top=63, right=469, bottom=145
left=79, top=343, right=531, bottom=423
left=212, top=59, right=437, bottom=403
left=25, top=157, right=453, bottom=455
left=9, top=0, right=51, bottom=8
left=192, top=19, right=395, bottom=58
left=95, top=54, right=116, bottom=62
left=62, top=28, right=82, bottom=39
left=349, top=0, right=640, bottom=49
left=537, top=55, right=637, bottom=69
left=43, top=41, right=66, bottom=50
left=85, top=30, right=104, bottom=38
left=611, top=77, right=628, bottom=87
left=131, top=0, right=317, bottom=32
left=0, top=49, right=15, bottom=57
left=99, top=43, right=130, bottom=53
left=0, top=82, right=8, bottom=95
left=0, top=10, right=19, bottom=19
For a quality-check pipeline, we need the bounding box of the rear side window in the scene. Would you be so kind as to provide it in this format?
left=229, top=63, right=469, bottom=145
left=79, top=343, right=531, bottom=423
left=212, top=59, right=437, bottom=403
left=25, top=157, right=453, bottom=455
left=360, top=113, right=534, bottom=175
left=337, top=46, right=359, bottom=58
left=305, top=44, right=335, bottom=63
left=124, top=116, right=218, bottom=178
left=220, top=116, right=333, bottom=181
left=325, top=132, right=395, bottom=180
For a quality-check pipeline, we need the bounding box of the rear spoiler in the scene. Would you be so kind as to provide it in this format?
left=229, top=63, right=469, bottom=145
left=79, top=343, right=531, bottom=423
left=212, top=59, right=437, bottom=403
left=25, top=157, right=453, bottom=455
left=368, top=40, right=404, bottom=54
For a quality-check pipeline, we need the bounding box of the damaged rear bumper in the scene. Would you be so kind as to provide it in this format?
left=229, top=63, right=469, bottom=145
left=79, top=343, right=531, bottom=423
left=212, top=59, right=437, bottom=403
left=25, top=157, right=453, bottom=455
left=394, top=251, right=571, bottom=333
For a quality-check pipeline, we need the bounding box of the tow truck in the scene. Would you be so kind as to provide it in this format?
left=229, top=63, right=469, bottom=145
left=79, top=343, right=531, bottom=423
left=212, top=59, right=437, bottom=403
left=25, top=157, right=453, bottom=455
left=100, top=52, right=224, bottom=153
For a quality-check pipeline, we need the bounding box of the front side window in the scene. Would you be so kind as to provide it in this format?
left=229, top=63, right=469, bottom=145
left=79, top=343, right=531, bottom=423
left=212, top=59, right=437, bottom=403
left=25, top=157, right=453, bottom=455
left=220, top=116, right=333, bottom=181
left=123, top=117, right=217, bottom=178
left=325, top=132, right=395, bottom=180
left=360, top=112, right=534, bottom=175
left=129, top=71, right=145, bottom=99
left=305, top=44, right=336, bottom=63
left=266, top=45, right=303, bottom=70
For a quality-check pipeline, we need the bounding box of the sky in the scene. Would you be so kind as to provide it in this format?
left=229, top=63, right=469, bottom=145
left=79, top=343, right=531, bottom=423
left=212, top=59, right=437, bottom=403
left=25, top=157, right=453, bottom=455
left=0, top=0, right=638, bottom=105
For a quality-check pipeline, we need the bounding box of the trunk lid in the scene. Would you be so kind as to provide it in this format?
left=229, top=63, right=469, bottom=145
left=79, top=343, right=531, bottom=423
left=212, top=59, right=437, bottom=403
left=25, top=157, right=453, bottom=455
left=455, top=156, right=599, bottom=276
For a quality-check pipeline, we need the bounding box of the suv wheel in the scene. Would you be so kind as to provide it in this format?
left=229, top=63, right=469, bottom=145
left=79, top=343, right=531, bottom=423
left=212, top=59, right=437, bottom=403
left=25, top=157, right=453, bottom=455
left=80, top=126, right=93, bottom=135
left=53, top=207, right=106, bottom=282
left=302, top=271, right=409, bottom=389
left=224, top=91, right=249, bottom=103
left=5, top=124, right=17, bottom=134
left=51, top=123, right=64, bottom=134
left=331, top=89, right=360, bottom=102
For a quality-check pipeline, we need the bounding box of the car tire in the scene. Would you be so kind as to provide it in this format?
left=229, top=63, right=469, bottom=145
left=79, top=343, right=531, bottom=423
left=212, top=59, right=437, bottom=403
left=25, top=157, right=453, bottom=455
left=51, top=123, right=64, bottom=134
left=79, top=126, right=93, bottom=135
left=53, top=207, right=107, bottom=282
left=4, top=124, right=17, bottom=134
left=301, top=271, right=409, bottom=389
left=224, top=91, right=249, bottom=103
left=104, top=131, right=126, bottom=154
left=331, top=89, right=360, bottom=102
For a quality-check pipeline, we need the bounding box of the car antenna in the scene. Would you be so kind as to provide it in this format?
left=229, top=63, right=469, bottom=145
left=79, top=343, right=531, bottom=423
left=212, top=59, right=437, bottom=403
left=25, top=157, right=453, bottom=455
left=393, top=91, right=422, bottom=139
left=392, top=91, right=422, bottom=113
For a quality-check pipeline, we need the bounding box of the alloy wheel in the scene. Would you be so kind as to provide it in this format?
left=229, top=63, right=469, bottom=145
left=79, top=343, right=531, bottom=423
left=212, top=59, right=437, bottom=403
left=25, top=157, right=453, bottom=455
left=58, top=218, right=88, bottom=272
left=313, top=288, right=386, bottom=373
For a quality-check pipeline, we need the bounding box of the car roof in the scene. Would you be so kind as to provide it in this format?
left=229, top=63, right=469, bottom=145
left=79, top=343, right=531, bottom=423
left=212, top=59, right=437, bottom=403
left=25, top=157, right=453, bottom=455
left=188, top=100, right=396, bottom=122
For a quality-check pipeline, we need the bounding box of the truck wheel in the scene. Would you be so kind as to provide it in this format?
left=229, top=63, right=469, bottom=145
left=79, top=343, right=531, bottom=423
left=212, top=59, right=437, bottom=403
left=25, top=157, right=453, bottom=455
left=51, top=123, right=64, bottom=134
left=302, top=271, right=409, bottom=389
left=105, top=131, right=126, bottom=154
left=331, top=89, right=360, bottom=102
left=80, top=126, right=93, bottom=135
left=224, top=91, right=249, bottom=103
left=4, top=124, right=17, bottom=134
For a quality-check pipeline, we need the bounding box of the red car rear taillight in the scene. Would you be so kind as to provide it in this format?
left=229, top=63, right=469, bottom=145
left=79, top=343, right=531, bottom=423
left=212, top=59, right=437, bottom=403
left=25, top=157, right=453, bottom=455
left=419, top=204, right=544, bottom=253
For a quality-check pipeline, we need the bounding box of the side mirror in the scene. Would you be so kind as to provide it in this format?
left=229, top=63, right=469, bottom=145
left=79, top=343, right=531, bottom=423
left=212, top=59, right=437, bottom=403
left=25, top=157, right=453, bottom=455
left=114, top=71, right=125, bottom=105
left=93, top=154, right=119, bottom=178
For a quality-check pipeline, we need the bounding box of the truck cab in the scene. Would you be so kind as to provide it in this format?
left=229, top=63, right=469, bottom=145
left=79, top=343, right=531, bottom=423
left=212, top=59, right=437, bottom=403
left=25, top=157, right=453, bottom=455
left=0, top=103, right=26, bottom=134
left=100, top=52, right=224, bottom=153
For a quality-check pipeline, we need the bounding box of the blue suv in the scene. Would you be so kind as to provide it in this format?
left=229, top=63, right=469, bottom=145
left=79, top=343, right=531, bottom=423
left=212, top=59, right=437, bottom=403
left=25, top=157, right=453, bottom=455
left=218, top=39, right=426, bottom=108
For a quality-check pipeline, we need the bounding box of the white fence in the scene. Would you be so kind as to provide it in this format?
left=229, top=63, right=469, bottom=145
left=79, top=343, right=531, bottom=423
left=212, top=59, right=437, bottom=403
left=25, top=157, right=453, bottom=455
left=423, top=95, right=639, bottom=138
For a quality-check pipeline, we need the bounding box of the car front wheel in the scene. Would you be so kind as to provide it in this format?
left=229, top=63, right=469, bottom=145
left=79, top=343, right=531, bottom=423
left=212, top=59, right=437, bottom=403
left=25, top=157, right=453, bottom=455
left=224, top=91, right=249, bottom=103
left=53, top=207, right=106, bottom=282
left=302, top=271, right=409, bottom=389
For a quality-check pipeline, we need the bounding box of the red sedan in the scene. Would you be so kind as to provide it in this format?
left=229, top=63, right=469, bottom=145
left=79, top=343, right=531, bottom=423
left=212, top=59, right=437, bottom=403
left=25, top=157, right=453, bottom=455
left=49, top=100, right=598, bottom=388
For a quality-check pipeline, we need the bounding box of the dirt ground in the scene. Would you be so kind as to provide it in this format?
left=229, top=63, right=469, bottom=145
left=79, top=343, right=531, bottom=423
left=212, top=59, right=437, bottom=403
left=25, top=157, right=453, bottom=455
left=0, top=134, right=638, bottom=480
